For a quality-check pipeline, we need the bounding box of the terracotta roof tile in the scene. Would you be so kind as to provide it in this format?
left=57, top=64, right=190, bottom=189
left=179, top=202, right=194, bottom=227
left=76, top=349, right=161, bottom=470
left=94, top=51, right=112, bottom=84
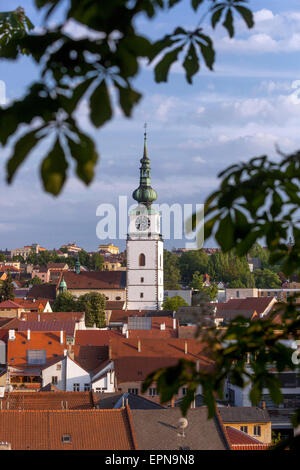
left=226, top=426, right=270, bottom=449
left=75, top=330, right=122, bottom=346
left=59, top=271, right=126, bottom=290
left=7, top=331, right=66, bottom=368
left=0, top=391, right=98, bottom=410
left=0, top=409, right=136, bottom=449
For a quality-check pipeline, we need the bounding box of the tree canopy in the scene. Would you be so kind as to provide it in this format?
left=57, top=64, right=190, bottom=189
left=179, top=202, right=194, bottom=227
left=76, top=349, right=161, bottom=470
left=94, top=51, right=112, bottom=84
left=0, top=0, right=254, bottom=195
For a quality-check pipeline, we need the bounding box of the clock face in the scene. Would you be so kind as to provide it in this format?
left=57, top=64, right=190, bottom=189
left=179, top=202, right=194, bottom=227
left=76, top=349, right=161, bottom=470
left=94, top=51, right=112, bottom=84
left=135, top=215, right=150, bottom=231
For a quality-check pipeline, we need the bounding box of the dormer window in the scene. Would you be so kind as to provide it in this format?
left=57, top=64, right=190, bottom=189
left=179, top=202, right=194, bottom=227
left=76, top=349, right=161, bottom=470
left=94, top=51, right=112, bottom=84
left=62, top=435, right=71, bottom=443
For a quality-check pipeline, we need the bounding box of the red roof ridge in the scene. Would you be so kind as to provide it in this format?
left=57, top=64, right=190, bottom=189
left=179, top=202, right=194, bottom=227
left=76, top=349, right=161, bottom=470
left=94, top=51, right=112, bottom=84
left=125, top=404, right=139, bottom=450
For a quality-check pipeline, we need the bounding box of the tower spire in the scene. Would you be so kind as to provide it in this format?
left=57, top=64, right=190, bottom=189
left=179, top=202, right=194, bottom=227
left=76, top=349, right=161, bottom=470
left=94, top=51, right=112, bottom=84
left=132, top=125, right=157, bottom=208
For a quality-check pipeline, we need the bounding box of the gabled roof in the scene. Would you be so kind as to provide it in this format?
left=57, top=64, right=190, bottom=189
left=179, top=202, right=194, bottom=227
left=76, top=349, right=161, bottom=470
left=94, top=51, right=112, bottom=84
left=127, top=317, right=178, bottom=339
left=73, top=345, right=108, bottom=372
left=20, top=311, right=84, bottom=322
left=216, top=297, right=276, bottom=319
left=17, top=320, right=76, bottom=338
left=75, top=330, right=122, bottom=346
left=27, top=284, right=57, bottom=301
left=58, top=270, right=126, bottom=290
left=7, top=331, right=66, bottom=368
left=97, top=392, right=165, bottom=410
left=130, top=408, right=228, bottom=450
left=0, top=391, right=98, bottom=410
left=105, top=301, right=125, bottom=310
left=0, top=300, right=22, bottom=309
left=219, top=406, right=270, bottom=424
left=0, top=408, right=137, bottom=449
left=225, top=426, right=270, bottom=450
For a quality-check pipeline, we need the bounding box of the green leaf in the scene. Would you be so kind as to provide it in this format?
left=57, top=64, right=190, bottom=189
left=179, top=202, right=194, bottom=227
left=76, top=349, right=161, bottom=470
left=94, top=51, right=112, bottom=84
left=6, top=128, right=43, bottom=183
left=182, top=42, right=199, bottom=84
left=215, top=214, right=235, bottom=251
left=234, top=5, right=254, bottom=29
left=211, top=7, right=224, bottom=28
left=191, top=0, right=204, bottom=11
left=114, top=82, right=142, bottom=117
left=65, top=76, right=96, bottom=114
left=196, top=33, right=215, bottom=70
left=40, top=137, right=68, bottom=195
left=67, top=131, right=99, bottom=185
left=154, top=46, right=183, bottom=82
left=223, top=8, right=234, bottom=38
left=89, top=80, right=112, bottom=127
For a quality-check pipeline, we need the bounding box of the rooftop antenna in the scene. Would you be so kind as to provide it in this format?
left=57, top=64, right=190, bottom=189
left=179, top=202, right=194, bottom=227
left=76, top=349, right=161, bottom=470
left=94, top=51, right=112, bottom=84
left=177, top=417, right=188, bottom=437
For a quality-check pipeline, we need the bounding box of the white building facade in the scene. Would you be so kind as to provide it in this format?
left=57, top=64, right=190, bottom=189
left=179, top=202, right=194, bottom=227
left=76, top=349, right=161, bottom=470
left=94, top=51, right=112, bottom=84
left=126, top=131, right=164, bottom=310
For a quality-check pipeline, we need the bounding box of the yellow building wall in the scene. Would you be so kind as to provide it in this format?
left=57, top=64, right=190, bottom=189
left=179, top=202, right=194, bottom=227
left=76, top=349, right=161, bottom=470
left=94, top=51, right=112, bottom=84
left=224, top=422, right=272, bottom=444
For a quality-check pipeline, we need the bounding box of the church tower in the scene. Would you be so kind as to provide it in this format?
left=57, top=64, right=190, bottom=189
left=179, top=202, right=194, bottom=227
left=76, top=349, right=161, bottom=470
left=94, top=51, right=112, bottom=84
left=126, top=129, right=164, bottom=310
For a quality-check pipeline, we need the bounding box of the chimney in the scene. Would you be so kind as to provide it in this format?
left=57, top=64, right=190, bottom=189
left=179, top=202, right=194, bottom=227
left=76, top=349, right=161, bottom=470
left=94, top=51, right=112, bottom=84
left=38, top=314, right=40, bottom=322
left=196, top=359, right=200, bottom=372
left=27, top=329, right=30, bottom=341
left=173, top=318, right=177, bottom=329
left=137, top=339, right=141, bottom=353
left=108, top=344, right=112, bottom=360
left=184, top=341, right=187, bottom=354
left=262, top=401, right=266, bottom=410
left=126, top=330, right=129, bottom=338
left=64, top=349, right=68, bottom=356
left=60, top=331, right=64, bottom=344
left=8, top=330, right=15, bottom=341
left=160, top=322, right=166, bottom=331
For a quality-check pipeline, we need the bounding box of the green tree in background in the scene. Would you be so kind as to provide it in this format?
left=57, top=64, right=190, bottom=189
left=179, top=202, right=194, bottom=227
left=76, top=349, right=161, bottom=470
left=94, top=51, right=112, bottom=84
left=52, top=291, right=77, bottom=312
left=162, top=295, right=188, bottom=311
left=25, top=275, right=43, bottom=287
left=164, top=249, right=181, bottom=290
left=190, top=271, right=218, bottom=301
left=90, top=252, right=104, bottom=271
left=77, top=292, right=106, bottom=327
left=179, top=249, right=209, bottom=285
left=254, top=268, right=282, bottom=289
left=0, top=270, right=15, bottom=301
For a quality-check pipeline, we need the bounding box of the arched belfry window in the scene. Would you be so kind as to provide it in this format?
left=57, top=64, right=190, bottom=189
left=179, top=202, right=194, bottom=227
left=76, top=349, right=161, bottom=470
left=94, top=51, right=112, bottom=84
left=139, top=253, right=146, bottom=266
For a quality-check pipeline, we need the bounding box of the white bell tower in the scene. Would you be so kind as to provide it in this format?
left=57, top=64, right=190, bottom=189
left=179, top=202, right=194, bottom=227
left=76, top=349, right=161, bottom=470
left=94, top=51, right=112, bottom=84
left=126, top=129, right=164, bottom=310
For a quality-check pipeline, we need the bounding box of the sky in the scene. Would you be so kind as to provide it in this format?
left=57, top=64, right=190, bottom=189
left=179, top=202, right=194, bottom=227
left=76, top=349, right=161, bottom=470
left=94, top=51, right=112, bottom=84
left=1, top=0, right=300, bottom=252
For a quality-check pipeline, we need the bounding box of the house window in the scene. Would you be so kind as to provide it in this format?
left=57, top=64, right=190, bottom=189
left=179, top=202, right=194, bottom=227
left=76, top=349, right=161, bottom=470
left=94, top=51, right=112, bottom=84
left=253, top=425, right=261, bottom=436
left=149, top=388, right=158, bottom=396
left=84, top=383, right=90, bottom=391
left=139, top=253, right=145, bottom=266
left=240, top=426, right=248, bottom=434
left=73, top=383, right=80, bottom=391
left=62, top=435, right=71, bottom=443
left=128, top=388, right=138, bottom=395
left=141, top=277, right=144, bottom=283
left=140, top=292, right=144, bottom=298
left=56, top=364, right=61, bottom=371
left=182, top=387, right=187, bottom=396
left=116, top=296, right=121, bottom=300
left=52, top=376, right=58, bottom=385
left=236, top=291, right=239, bottom=298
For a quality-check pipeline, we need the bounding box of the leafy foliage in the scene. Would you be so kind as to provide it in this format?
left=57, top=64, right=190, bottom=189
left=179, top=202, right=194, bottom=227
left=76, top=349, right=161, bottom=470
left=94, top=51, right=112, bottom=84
left=143, top=151, right=300, bottom=450
left=0, top=270, right=15, bottom=301
left=162, top=295, right=188, bottom=311
left=0, top=0, right=254, bottom=194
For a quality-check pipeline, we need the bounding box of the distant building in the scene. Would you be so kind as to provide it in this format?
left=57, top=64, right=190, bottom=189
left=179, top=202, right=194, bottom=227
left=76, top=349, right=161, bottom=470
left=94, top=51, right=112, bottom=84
left=98, top=244, right=119, bottom=255
left=225, top=287, right=300, bottom=303
left=11, top=244, right=46, bottom=260
left=164, top=290, right=192, bottom=306
left=60, top=243, right=83, bottom=255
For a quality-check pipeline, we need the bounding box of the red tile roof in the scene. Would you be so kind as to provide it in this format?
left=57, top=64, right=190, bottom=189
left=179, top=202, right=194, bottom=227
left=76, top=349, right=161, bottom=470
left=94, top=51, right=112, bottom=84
left=20, top=312, right=84, bottom=322
left=0, top=408, right=136, bottom=449
left=75, top=330, right=122, bottom=346
left=109, top=337, right=214, bottom=384
left=73, top=345, right=108, bottom=372
left=58, top=270, right=126, bottom=290
left=225, top=426, right=270, bottom=450
left=0, top=391, right=98, bottom=410
left=109, top=310, right=147, bottom=323
left=7, top=331, right=66, bottom=368
left=128, top=317, right=178, bottom=338
left=0, top=300, right=22, bottom=309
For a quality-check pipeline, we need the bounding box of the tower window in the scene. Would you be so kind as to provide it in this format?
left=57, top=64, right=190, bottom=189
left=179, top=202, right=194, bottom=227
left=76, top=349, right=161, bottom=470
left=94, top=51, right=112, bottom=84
left=139, top=253, right=145, bottom=266
left=141, top=277, right=144, bottom=283
left=140, top=292, right=144, bottom=298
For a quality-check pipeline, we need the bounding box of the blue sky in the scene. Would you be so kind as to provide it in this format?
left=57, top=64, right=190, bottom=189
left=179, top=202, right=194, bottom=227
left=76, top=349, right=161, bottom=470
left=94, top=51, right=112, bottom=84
left=1, top=1, right=300, bottom=251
